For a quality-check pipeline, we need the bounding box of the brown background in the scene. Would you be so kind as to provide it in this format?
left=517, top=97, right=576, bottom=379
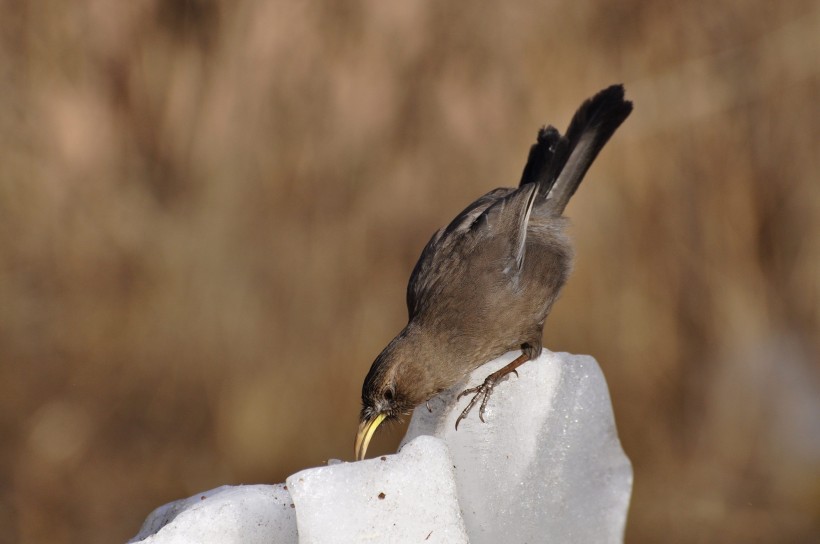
left=1, top=1, right=819, bottom=542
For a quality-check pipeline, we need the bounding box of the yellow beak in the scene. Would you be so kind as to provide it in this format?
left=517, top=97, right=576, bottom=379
left=354, top=413, right=387, bottom=461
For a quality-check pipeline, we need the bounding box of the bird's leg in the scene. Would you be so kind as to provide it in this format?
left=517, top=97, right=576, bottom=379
left=454, top=352, right=530, bottom=430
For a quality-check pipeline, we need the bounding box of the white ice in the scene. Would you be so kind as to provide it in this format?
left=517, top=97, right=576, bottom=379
left=128, top=484, right=297, bottom=544
left=287, top=435, right=468, bottom=543
left=403, top=349, right=633, bottom=544
left=128, top=350, right=631, bottom=544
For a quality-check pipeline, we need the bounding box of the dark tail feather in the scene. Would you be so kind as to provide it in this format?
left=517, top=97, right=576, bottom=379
left=518, top=125, right=561, bottom=190
left=543, top=84, right=632, bottom=215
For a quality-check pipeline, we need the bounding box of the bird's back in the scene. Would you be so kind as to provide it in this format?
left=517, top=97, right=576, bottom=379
left=407, top=185, right=571, bottom=357
left=406, top=85, right=632, bottom=362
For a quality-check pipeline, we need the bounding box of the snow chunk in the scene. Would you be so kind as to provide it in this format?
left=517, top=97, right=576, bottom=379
left=128, top=484, right=296, bottom=544
left=287, top=435, right=469, bottom=543
left=128, top=351, right=630, bottom=544
left=402, top=350, right=632, bottom=544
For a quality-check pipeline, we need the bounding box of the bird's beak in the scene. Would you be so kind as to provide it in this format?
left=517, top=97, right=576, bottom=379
left=354, top=413, right=387, bottom=461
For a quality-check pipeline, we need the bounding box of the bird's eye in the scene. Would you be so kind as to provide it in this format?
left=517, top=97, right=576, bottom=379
left=384, top=389, right=394, bottom=401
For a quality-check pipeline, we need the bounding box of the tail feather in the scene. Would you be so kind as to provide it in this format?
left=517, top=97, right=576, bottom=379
left=518, top=125, right=561, bottom=191
left=519, top=85, right=632, bottom=216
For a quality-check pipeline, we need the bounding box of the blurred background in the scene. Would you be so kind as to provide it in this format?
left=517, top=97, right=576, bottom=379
left=1, top=1, right=818, bottom=542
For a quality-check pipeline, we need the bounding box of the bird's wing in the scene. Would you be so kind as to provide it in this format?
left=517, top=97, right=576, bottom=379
left=482, top=183, right=539, bottom=272
left=406, top=184, right=540, bottom=318
left=406, top=187, right=513, bottom=318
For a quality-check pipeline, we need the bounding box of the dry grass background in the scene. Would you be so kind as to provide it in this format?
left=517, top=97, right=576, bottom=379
left=1, top=1, right=818, bottom=542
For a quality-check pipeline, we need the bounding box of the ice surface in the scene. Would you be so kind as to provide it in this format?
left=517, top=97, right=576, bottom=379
left=128, top=484, right=297, bottom=544
left=402, top=349, right=633, bottom=544
left=129, top=437, right=467, bottom=544
left=287, top=435, right=469, bottom=543
left=129, top=350, right=630, bottom=544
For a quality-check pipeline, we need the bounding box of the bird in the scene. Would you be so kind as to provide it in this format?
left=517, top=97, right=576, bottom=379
left=355, top=85, right=633, bottom=461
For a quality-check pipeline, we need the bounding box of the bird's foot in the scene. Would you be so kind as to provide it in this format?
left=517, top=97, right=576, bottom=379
left=454, top=376, right=502, bottom=429
left=454, top=352, right=530, bottom=430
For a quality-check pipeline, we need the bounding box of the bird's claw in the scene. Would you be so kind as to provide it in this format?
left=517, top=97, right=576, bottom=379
left=454, top=377, right=497, bottom=430
left=454, top=362, right=524, bottom=430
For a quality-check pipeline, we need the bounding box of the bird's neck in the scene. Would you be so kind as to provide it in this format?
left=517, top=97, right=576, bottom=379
left=394, top=321, right=476, bottom=394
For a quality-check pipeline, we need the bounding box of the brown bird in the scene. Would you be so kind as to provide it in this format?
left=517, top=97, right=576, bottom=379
left=355, top=85, right=633, bottom=460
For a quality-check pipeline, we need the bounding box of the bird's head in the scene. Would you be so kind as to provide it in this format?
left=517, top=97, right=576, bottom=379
left=354, top=327, right=439, bottom=460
